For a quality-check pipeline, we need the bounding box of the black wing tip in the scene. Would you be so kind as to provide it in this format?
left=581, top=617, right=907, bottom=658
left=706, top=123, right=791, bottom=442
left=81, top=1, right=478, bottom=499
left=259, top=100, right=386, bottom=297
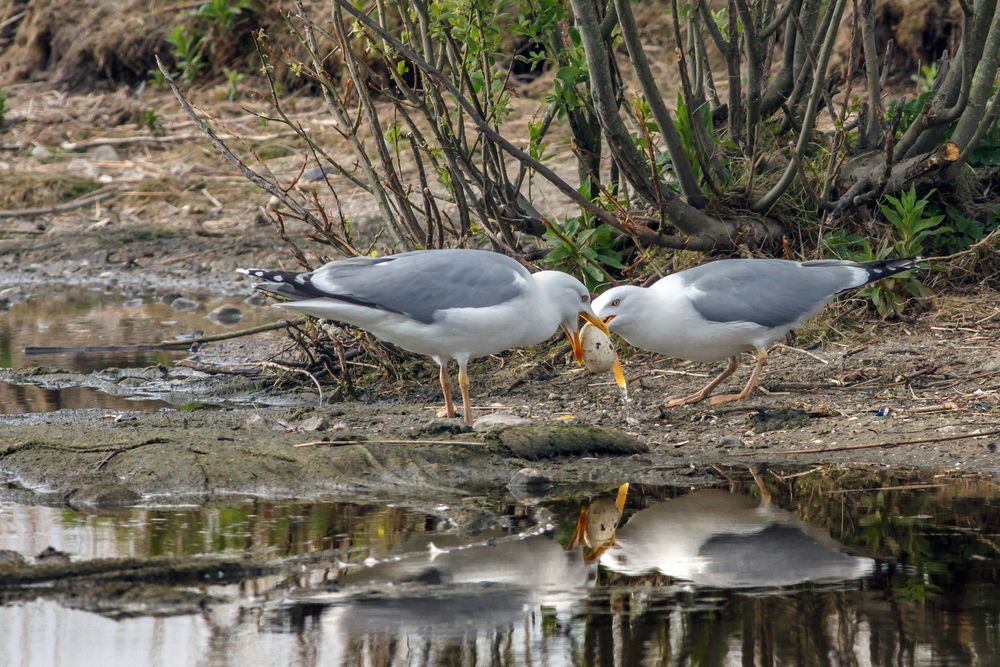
left=236, top=268, right=309, bottom=285
left=860, top=257, right=923, bottom=282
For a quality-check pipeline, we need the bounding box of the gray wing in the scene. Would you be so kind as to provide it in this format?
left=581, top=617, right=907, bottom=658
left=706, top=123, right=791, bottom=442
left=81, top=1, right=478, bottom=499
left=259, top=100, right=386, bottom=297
left=307, top=249, right=530, bottom=324
left=681, top=259, right=864, bottom=328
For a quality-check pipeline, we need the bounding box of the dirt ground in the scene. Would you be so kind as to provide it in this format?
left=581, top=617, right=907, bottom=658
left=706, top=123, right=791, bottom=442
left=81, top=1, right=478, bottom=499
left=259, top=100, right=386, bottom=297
left=1, top=81, right=998, bottom=505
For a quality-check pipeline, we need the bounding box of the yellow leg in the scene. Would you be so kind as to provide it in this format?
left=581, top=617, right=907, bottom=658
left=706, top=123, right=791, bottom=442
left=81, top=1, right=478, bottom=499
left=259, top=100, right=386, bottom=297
left=664, top=356, right=740, bottom=407
left=458, top=363, right=473, bottom=426
left=438, top=363, right=456, bottom=419
left=707, top=349, right=769, bottom=405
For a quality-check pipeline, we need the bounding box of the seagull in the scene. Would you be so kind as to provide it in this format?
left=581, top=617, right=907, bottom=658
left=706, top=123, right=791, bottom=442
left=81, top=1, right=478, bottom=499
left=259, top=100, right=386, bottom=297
left=239, top=249, right=611, bottom=424
left=599, top=489, right=874, bottom=587
left=592, top=257, right=920, bottom=406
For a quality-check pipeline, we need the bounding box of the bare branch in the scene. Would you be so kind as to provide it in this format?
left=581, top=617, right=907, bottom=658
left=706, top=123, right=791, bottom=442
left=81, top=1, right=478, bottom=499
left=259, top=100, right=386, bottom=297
left=753, top=0, right=847, bottom=212
left=333, top=0, right=729, bottom=249
left=615, top=0, right=707, bottom=206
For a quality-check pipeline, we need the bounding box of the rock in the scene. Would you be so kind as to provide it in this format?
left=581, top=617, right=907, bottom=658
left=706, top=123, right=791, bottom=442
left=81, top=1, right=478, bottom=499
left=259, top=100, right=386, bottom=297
left=244, top=414, right=267, bottom=428
left=749, top=407, right=811, bottom=433
left=0, top=550, right=27, bottom=567
left=415, top=418, right=474, bottom=437
left=69, top=482, right=141, bottom=508
left=207, top=304, right=243, bottom=324
left=244, top=293, right=268, bottom=306
left=160, top=292, right=183, bottom=305
left=299, top=416, right=329, bottom=432
left=170, top=298, right=200, bottom=312
left=473, top=413, right=530, bottom=431
left=718, top=435, right=742, bottom=448
left=66, top=158, right=99, bottom=178
left=35, top=547, right=71, bottom=564
left=30, top=145, right=50, bottom=159
left=493, top=424, right=648, bottom=460
left=507, top=467, right=552, bottom=492
left=122, top=298, right=144, bottom=308
left=90, top=145, right=121, bottom=162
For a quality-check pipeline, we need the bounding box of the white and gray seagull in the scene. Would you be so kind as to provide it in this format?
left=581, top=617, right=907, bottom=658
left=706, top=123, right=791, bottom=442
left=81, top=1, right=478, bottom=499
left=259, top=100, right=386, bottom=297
left=592, top=257, right=920, bottom=407
left=239, top=249, right=612, bottom=424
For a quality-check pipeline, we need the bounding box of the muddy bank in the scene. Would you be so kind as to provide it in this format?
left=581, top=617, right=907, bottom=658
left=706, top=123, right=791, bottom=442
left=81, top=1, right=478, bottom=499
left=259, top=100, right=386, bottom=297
left=1, top=394, right=997, bottom=506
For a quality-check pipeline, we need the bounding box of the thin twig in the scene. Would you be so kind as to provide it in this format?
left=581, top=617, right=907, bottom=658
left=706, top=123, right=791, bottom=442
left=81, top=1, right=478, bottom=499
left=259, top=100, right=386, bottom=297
left=24, top=319, right=305, bottom=355
left=59, top=131, right=299, bottom=151
left=771, top=343, right=830, bottom=364
left=733, top=428, right=1000, bottom=456
left=293, top=438, right=487, bottom=448
left=0, top=189, right=118, bottom=220
left=258, top=361, right=324, bottom=407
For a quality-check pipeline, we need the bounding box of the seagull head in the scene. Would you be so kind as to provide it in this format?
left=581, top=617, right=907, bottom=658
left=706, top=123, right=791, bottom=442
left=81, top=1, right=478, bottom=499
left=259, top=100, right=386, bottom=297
left=592, top=285, right=646, bottom=335
left=533, top=270, right=609, bottom=364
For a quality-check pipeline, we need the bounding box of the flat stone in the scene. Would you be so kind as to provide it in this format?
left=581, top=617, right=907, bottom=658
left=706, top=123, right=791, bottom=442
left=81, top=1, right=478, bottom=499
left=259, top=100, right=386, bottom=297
left=35, top=547, right=71, bottom=564
left=473, top=413, right=530, bottom=431
left=494, top=424, right=648, bottom=460
left=415, top=418, right=474, bottom=437
left=0, top=550, right=27, bottom=566
left=299, top=416, right=328, bottom=432
left=68, top=482, right=141, bottom=508
left=718, top=435, right=743, bottom=448
left=507, top=467, right=552, bottom=492
left=170, top=298, right=200, bottom=312
left=207, top=304, right=243, bottom=324
left=244, top=293, right=268, bottom=306
left=160, top=292, right=183, bottom=304
left=90, top=145, right=121, bottom=162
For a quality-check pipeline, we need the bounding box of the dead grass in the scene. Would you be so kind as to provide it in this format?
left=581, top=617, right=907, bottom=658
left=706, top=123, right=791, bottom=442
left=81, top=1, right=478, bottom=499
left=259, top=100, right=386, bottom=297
left=0, top=172, right=100, bottom=209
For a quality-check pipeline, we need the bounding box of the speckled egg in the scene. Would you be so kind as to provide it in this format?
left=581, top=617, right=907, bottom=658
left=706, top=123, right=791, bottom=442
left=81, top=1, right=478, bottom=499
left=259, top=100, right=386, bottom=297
left=580, top=322, right=618, bottom=373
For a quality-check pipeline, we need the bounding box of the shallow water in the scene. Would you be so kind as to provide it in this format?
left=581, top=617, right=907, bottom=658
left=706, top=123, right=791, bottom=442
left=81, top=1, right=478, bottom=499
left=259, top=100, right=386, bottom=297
left=0, top=286, right=276, bottom=413
left=1, top=471, right=998, bottom=666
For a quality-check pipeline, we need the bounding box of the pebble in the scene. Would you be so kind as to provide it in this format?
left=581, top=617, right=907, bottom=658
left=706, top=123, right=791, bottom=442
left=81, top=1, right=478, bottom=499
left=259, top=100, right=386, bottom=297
left=160, top=293, right=183, bottom=304
left=35, top=547, right=71, bottom=564
left=244, top=293, right=268, bottom=306
left=415, top=418, right=474, bottom=436
left=299, top=416, right=329, bottom=432
left=473, top=413, right=530, bottom=431
left=507, top=467, right=552, bottom=492
left=207, top=304, right=243, bottom=324
left=122, top=298, right=144, bottom=308
left=90, top=145, right=121, bottom=162
left=0, top=550, right=27, bottom=567
left=170, top=298, right=200, bottom=312
left=719, top=435, right=743, bottom=448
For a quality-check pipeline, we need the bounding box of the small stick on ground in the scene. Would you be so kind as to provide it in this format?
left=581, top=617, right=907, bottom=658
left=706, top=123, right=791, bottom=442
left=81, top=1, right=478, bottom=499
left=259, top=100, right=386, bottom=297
left=59, top=130, right=300, bottom=151
left=732, top=428, right=1000, bottom=456
left=24, top=319, right=305, bottom=355
left=293, top=439, right=487, bottom=448
left=258, top=361, right=324, bottom=407
left=94, top=438, right=169, bottom=471
left=0, top=189, right=118, bottom=220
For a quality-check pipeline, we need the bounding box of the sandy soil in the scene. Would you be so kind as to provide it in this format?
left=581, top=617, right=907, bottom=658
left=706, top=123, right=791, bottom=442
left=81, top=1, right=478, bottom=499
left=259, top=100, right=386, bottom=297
left=1, top=82, right=998, bottom=505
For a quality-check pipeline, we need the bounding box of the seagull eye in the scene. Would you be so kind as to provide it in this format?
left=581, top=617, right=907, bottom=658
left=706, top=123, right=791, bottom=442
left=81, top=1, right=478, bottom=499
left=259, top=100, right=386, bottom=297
left=611, top=298, right=621, bottom=307
left=580, top=294, right=589, bottom=303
